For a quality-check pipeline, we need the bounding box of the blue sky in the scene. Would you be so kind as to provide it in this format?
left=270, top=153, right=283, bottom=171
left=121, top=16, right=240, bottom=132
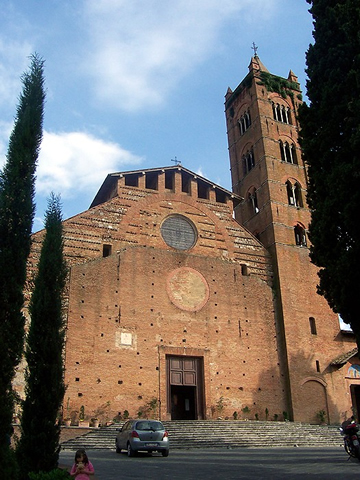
left=0, top=0, right=314, bottom=231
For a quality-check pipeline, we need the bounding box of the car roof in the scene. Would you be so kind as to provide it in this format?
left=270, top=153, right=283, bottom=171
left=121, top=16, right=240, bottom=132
left=130, top=420, right=164, bottom=426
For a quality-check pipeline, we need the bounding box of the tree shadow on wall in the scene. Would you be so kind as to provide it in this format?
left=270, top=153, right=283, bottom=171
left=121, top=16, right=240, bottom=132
left=251, top=349, right=343, bottom=425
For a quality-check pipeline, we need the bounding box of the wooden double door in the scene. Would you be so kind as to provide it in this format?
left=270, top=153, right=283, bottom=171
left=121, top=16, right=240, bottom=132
left=167, top=356, right=205, bottom=420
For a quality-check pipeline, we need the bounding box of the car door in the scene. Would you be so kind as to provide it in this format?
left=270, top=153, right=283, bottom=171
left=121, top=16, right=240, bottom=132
left=117, top=421, right=131, bottom=449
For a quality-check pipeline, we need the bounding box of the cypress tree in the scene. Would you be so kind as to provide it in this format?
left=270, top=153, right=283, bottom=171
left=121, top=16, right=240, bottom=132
left=0, top=54, right=45, bottom=473
left=298, top=1, right=360, bottom=345
left=17, top=194, right=67, bottom=478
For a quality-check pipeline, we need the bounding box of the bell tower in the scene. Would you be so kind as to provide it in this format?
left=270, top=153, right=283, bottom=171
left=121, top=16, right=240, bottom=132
left=225, top=54, right=348, bottom=422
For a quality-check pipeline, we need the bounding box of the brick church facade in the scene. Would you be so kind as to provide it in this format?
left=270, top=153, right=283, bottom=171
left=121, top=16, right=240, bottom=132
left=23, top=55, right=359, bottom=425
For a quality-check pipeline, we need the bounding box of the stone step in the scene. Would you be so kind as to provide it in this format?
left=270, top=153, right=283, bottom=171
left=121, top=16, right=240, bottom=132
left=61, top=420, right=343, bottom=451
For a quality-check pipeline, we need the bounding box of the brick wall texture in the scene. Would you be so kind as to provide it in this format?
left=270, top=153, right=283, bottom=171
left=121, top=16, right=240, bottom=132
left=20, top=56, right=358, bottom=426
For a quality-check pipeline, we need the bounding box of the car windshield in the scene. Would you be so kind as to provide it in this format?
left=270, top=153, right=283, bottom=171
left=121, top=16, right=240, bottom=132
left=136, top=421, right=163, bottom=431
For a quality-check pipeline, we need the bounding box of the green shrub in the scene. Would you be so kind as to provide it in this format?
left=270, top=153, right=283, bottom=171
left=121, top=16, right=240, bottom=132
left=29, top=468, right=70, bottom=479
left=317, top=410, right=326, bottom=423
left=1, top=448, right=19, bottom=480
left=241, top=406, right=250, bottom=416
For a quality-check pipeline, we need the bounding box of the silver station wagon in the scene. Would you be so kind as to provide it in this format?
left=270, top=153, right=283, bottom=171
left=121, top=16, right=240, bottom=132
left=115, top=419, right=170, bottom=457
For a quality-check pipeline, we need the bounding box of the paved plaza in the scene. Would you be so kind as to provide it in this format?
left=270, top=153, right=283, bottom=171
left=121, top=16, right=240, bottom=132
left=60, top=447, right=360, bottom=479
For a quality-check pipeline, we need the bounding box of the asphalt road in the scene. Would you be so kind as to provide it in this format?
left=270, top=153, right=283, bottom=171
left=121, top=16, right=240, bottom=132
left=59, top=446, right=360, bottom=479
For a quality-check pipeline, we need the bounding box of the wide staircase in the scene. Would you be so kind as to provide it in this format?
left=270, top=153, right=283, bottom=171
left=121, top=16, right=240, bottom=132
left=60, top=420, right=343, bottom=451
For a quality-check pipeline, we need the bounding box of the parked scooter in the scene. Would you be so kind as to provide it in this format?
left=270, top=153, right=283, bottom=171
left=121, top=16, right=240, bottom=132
left=340, top=417, right=360, bottom=460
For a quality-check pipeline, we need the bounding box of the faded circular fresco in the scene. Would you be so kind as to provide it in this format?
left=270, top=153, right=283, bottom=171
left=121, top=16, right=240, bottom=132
left=166, top=267, right=209, bottom=312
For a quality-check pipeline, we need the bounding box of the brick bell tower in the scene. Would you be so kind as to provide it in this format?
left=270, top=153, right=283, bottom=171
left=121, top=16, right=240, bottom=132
left=224, top=53, right=353, bottom=423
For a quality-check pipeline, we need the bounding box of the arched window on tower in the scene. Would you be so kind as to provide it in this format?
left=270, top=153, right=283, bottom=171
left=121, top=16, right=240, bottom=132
left=280, top=105, right=286, bottom=123
left=272, top=102, right=278, bottom=121
left=290, top=144, right=297, bottom=164
left=242, top=148, right=255, bottom=175
left=286, top=180, right=303, bottom=207
left=294, top=223, right=307, bottom=247
left=248, top=187, right=259, bottom=215
left=286, top=107, right=292, bottom=125
left=280, top=141, right=298, bottom=164
left=272, top=102, right=292, bottom=125
left=245, top=111, right=251, bottom=129
left=238, top=109, right=251, bottom=136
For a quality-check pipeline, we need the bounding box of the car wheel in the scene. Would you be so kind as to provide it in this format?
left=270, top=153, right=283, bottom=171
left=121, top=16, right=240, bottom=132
left=127, top=443, right=135, bottom=457
left=115, top=442, right=121, bottom=454
left=161, top=450, right=169, bottom=457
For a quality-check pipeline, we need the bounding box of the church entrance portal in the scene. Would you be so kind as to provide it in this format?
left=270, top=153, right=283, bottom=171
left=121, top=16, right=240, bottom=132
left=350, top=385, right=360, bottom=419
left=167, top=356, right=204, bottom=420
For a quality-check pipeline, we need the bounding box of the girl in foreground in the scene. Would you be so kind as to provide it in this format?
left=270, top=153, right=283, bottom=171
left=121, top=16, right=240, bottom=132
left=70, top=449, right=95, bottom=479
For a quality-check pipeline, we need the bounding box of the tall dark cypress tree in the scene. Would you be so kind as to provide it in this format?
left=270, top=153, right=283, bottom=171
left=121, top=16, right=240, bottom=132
left=298, top=1, right=360, bottom=346
left=17, top=194, right=67, bottom=478
left=0, top=54, right=45, bottom=472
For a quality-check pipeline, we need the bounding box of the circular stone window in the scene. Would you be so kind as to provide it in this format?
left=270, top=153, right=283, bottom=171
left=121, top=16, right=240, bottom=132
left=161, top=215, right=197, bottom=250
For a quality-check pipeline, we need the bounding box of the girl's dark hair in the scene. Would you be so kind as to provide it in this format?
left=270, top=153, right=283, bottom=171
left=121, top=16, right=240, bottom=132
left=75, top=449, right=89, bottom=464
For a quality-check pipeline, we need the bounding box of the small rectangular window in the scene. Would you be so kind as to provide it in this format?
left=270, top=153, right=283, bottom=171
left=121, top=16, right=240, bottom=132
left=197, top=181, right=209, bottom=199
left=241, top=264, right=249, bottom=276
left=125, top=174, right=139, bottom=187
left=103, top=244, right=112, bottom=257
left=181, top=171, right=192, bottom=194
left=165, top=170, right=174, bottom=190
left=316, top=360, right=320, bottom=372
left=145, top=172, right=158, bottom=190
left=215, top=189, right=227, bottom=204
left=309, top=317, right=317, bottom=335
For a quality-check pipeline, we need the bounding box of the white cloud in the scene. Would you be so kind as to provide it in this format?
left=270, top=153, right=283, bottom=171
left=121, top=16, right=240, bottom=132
left=36, top=130, right=143, bottom=197
left=0, top=40, right=33, bottom=110
left=82, top=0, right=277, bottom=111
left=0, top=120, right=142, bottom=206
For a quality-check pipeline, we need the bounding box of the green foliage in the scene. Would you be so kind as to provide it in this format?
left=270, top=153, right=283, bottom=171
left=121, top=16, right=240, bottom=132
left=298, top=0, right=360, bottom=347
left=233, top=411, right=238, bottom=420
left=283, top=411, right=289, bottom=421
left=123, top=410, right=129, bottom=419
left=258, top=71, right=299, bottom=99
left=29, top=469, right=70, bottom=480
left=137, top=397, right=159, bottom=419
left=216, top=396, right=225, bottom=416
left=0, top=52, right=45, bottom=464
left=255, top=413, right=259, bottom=421
left=17, top=194, right=67, bottom=478
left=0, top=447, right=20, bottom=480
left=317, top=409, right=327, bottom=423
left=79, top=406, right=85, bottom=421
left=148, top=397, right=158, bottom=412
left=265, top=408, right=269, bottom=420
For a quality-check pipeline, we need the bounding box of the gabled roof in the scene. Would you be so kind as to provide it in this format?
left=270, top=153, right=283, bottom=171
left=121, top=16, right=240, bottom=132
left=331, top=347, right=358, bottom=366
left=90, top=165, right=242, bottom=209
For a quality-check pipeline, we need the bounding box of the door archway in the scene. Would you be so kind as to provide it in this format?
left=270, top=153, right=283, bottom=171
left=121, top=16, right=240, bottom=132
left=167, top=356, right=205, bottom=420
